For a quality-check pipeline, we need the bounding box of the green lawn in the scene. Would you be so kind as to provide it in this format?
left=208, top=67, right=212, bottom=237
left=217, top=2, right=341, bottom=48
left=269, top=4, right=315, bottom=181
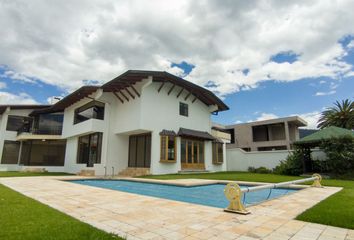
left=142, top=171, right=354, bottom=229
left=0, top=171, right=73, bottom=178
left=0, top=183, right=123, bottom=240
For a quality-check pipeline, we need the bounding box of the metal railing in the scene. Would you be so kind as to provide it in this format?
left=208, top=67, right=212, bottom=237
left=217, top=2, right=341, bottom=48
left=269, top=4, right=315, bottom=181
left=224, top=173, right=322, bottom=214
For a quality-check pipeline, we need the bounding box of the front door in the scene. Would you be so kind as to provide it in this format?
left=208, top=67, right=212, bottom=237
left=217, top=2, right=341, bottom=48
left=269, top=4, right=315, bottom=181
left=128, top=133, right=151, bottom=168
left=181, top=138, right=205, bottom=169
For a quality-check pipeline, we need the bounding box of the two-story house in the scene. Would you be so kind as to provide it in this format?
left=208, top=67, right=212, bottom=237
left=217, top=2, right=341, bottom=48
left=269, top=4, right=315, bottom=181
left=224, top=116, right=307, bottom=151
left=0, top=70, right=229, bottom=176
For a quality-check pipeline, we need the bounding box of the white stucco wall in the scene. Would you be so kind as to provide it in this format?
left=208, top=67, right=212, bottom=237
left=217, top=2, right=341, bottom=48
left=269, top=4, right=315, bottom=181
left=138, top=81, right=226, bottom=174
left=227, top=148, right=327, bottom=171
left=226, top=148, right=290, bottom=171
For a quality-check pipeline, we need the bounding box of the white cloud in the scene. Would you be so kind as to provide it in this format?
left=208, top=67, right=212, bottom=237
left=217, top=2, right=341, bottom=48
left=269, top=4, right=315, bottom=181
left=254, top=113, right=279, bottom=121
left=46, top=96, right=63, bottom=104
left=0, top=82, right=6, bottom=89
left=315, top=90, right=336, bottom=96
left=297, top=111, right=321, bottom=129
left=0, top=92, right=38, bottom=104
left=0, top=1, right=354, bottom=95
left=0, top=70, right=36, bottom=83
left=348, top=40, right=354, bottom=48
left=249, top=111, right=321, bottom=129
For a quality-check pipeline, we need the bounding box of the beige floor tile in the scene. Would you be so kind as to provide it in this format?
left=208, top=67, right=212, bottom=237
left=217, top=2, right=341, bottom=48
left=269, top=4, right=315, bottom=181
left=0, top=176, right=347, bottom=240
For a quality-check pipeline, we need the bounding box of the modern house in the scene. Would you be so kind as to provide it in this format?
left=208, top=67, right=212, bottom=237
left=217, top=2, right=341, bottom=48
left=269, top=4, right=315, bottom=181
left=0, top=70, right=229, bottom=176
left=224, top=116, right=307, bottom=151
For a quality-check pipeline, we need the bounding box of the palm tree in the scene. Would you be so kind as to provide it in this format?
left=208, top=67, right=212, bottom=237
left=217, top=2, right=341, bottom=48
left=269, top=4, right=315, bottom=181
left=317, top=99, right=354, bottom=129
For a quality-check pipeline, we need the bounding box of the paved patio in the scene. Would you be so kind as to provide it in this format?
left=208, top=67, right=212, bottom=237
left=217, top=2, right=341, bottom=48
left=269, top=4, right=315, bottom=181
left=0, top=176, right=353, bottom=240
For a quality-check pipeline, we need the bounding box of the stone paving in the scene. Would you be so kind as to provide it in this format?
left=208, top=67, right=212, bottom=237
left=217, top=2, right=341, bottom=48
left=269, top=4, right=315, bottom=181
left=0, top=176, right=352, bottom=240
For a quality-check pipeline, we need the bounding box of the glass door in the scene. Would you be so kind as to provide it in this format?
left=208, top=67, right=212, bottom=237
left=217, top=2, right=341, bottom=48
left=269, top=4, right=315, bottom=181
left=181, top=138, right=205, bottom=170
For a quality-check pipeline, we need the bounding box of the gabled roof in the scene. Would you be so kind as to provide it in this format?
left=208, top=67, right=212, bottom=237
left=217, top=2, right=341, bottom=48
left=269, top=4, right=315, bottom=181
left=295, top=126, right=354, bottom=145
left=102, top=70, right=229, bottom=112
left=30, top=70, right=229, bottom=116
left=30, top=86, right=99, bottom=115
left=0, top=104, right=51, bottom=115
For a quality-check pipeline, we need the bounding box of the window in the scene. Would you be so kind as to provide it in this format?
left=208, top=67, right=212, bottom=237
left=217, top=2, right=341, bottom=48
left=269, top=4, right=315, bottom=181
left=19, top=140, right=66, bottom=166
left=129, top=134, right=151, bottom=168
left=74, top=101, right=105, bottom=124
left=77, top=132, right=103, bottom=167
left=33, top=113, right=63, bottom=135
left=160, top=135, right=176, bottom=162
left=212, top=142, right=224, bottom=164
left=179, top=102, right=188, bottom=117
left=1, top=141, right=20, bottom=164
left=6, top=115, right=32, bottom=132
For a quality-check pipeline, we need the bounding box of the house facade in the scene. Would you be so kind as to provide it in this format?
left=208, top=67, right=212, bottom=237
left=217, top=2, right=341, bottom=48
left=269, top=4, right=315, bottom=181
left=0, top=70, right=229, bottom=176
left=224, top=116, right=307, bottom=151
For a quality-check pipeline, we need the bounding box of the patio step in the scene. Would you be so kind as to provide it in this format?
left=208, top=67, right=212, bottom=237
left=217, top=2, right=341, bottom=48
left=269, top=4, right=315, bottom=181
left=178, top=170, right=210, bottom=174
left=118, top=168, right=150, bottom=177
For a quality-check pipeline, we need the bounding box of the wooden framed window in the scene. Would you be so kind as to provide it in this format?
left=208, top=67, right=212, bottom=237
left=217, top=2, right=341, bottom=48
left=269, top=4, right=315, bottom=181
left=212, top=142, right=224, bottom=164
left=179, top=102, right=188, bottom=117
left=160, top=135, right=176, bottom=162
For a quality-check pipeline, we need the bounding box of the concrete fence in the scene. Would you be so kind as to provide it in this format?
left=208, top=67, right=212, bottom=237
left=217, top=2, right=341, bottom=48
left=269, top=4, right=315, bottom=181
left=226, top=148, right=326, bottom=171
left=226, top=148, right=290, bottom=171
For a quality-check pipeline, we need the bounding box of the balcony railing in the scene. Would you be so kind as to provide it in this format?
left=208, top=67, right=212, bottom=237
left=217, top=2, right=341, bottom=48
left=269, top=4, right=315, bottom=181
left=17, top=126, right=62, bottom=136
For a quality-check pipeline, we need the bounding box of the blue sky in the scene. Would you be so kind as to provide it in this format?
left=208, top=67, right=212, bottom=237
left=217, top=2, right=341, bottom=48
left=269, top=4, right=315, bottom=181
left=0, top=1, right=354, bottom=129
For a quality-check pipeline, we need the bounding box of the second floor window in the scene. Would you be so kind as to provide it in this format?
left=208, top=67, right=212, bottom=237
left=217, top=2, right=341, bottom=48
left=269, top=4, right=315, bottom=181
left=6, top=115, right=32, bottom=132
left=74, top=101, right=105, bottom=124
left=179, top=102, right=188, bottom=117
left=33, top=113, right=63, bottom=135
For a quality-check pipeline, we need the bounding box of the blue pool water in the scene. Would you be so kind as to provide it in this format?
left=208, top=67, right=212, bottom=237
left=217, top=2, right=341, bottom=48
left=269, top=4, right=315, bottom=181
left=69, top=180, right=298, bottom=208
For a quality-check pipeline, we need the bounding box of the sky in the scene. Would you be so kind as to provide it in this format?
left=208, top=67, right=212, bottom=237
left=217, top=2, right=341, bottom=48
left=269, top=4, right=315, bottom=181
left=0, top=0, right=353, bottom=129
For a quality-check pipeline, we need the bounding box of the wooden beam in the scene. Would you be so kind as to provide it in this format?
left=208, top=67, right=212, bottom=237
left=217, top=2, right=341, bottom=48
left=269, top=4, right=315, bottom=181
left=113, top=92, right=124, bottom=104
left=131, top=85, right=140, bottom=97
left=192, top=96, right=197, bottom=103
left=185, top=92, right=191, bottom=101
left=176, top=88, right=184, bottom=98
left=167, top=84, right=175, bottom=95
left=119, top=90, right=129, bottom=102
left=124, top=87, right=135, bottom=99
left=157, top=82, right=165, bottom=92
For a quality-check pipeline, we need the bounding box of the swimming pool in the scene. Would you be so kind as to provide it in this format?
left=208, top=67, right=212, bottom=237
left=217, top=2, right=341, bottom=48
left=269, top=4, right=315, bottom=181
left=69, top=179, right=298, bottom=208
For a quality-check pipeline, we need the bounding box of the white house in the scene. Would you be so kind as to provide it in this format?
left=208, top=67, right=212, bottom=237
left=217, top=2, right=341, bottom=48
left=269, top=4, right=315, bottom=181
left=0, top=70, right=229, bottom=176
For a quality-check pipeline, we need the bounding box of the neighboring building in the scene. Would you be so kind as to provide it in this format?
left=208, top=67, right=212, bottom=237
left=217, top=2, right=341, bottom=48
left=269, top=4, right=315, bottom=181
left=225, top=116, right=307, bottom=151
left=0, top=70, right=229, bottom=176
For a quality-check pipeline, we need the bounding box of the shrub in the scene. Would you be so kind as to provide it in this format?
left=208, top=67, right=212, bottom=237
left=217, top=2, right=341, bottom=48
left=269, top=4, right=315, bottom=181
left=320, top=136, right=354, bottom=174
left=273, top=149, right=304, bottom=176
left=248, top=166, right=272, bottom=174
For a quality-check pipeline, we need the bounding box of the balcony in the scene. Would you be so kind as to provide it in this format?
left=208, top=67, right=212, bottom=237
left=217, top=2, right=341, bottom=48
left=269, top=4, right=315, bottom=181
left=17, top=126, right=63, bottom=141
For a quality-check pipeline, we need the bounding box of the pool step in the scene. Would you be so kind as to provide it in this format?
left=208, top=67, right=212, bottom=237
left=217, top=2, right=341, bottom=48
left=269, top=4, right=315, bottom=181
left=118, top=168, right=150, bottom=177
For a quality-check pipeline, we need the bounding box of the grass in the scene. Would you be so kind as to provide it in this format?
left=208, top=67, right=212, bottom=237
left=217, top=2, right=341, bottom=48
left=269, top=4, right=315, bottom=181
left=142, top=171, right=354, bottom=229
left=0, top=183, right=123, bottom=240
left=0, top=171, right=73, bottom=178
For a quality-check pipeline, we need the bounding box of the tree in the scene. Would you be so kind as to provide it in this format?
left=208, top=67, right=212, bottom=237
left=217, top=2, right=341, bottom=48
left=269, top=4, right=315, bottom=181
left=317, top=99, right=354, bottom=130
